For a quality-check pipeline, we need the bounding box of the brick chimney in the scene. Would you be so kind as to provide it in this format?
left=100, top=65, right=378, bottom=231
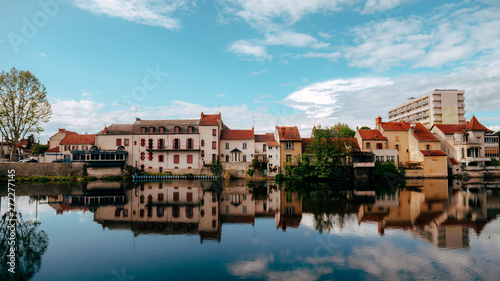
left=375, top=116, right=382, bottom=126
left=136, top=118, right=141, bottom=121
left=103, top=126, right=107, bottom=134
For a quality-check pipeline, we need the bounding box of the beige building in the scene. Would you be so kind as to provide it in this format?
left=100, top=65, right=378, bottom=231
left=431, top=116, right=499, bottom=167
left=388, top=89, right=466, bottom=128
left=275, top=126, right=302, bottom=167
left=95, top=124, right=134, bottom=166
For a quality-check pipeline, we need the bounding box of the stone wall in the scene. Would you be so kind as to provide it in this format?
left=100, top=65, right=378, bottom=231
left=0, top=163, right=86, bottom=177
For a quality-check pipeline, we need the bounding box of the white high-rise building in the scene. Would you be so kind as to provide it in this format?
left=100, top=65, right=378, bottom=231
left=388, top=89, right=466, bottom=128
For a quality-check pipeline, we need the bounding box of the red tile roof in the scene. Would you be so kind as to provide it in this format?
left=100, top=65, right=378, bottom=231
left=59, top=134, right=96, bottom=145
left=199, top=112, right=221, bottom=126
left=45, top=147, right=60, bottom=153
left=431, top=124, right=467, bottom=135
left=466, top=115, right=493, bottom=132
left=346, top=138, right=361, bottom=150
left=276, top=126, right=301, bottom=141
left=380, top=121, right=411, bottom=131
left=255, top=133, right=275, bottom=142
left=220, top=129, right=254, bottom=140
left=420, top=150, right=447, bottom=156
left=266, top=140, right=279, bottom=147
left=412, top=123, right=440, bottom=142
left=450, top=158, right=459, bottom=165
left=358, top=129, right=387, bottom=140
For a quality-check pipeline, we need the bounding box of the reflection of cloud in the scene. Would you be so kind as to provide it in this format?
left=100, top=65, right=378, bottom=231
left=227, top=255, right=273, bottom=277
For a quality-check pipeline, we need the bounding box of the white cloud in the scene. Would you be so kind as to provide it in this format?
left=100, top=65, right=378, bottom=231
left=361, top=0, right=408, bottom=14
left=71, top=0, right=196, bottom=30
left=318, top=31, right=333, bottom=39
left=295, top=51, right=342, bottom=61
left=39, top=53, right=49, bottom=57
left=216, top=94, right=227, bottom=97
left=345, top=6, right=500, bottom=70
left=82, top=91, right=92, bottom=97
left=264, top=30, right=329, bottom=49
left=488, top=126, right=500, bottom=133
left=227, top=40, right=272, bottom=60
left=251, top=70, right=266, bottom=76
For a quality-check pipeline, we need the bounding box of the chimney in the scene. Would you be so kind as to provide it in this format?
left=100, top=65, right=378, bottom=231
left=103, top=126, right=107, bottom=134
left=201, top=112, right=204, bottom=118
left=375, top=116, right=382, bottom=126
left=59, top=128, right=65, bottom=132
left=136, top=118, right=141, bottom=121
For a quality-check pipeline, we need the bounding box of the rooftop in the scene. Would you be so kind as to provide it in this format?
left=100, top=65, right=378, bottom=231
left=220, top=129, right=254, bottom=140
left=255, top=133, right=275, bottom=142
left=420, top=150, right=447, bottom=156
left=276, top=126, right=301, bottom=141
left=199, top=112, right=221, bottom=126
left=60, top=134, right=96, bottom=145
left=358, top=129, right=387, bottom=140
left=412, top=123, right=440, bottom=142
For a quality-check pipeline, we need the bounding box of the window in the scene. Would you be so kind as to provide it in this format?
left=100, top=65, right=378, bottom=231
left=116, top=139, right=122, bottom=146
left=243, top=206, right=247, bottom=214
left=188, top=126, right=193, bottom=133
left=366, top=143, right=371, bottom=149
left=148, top=152, right=153, bottom=161
left=140, top=195, right=145, bottom=204
left=225, top=142, right=229, bottom=149
left=201, top=140, right=205, bottom=146
left=268, top=155, right=272, bottom=158
left=269, top=163, right=273, bottom=167
left=243, top=143, right=247, bottom=149
left=141, top=139, right=145, bottom=147
left=186, top=206, right=193, bottom=218
left=395, top=136, right=399, bottom=142
left=212, top=129, right=217, bottom=136
left=140, top=152, right=145, bottom=160
left=187, top=155, right=193, bottom=164
left=187, top=192, right=193, bottom=202
left=201, top=150, right=205, bottom=157
left=286, top=155, right=292, bottom=163
left=226, top=155, right=229, bottom=162
left=391, top=156, right=395, bottom=162
left=269, top=146, right=272, bottom=150
left=158, top=138, right=164, bottom=149
left=158, top=155, right=164, bottom=162
left=174, top=126, right=180, bottom=133
left=462, top=148, right=465, bottom=158
left=486, top=147, right=499, bottom=157
left=426, top=144, right=431, bottom=150
left=174, top=155, right=180, bottom=164
left=263, top=144, right=266, bottom=152
left=149, top=127, right=154, bottom=134
left=158, top=193, right=164, bottom=201
left=174, top=138, right=180, bottom=149
left=173, top=206, right=179, bottom=218
left=124, top=139, right=129, bottom=146
left=243, top=155, right=247, bottom=162
left=395, top=144, right=399, bottom=151
left=187, top=138, right=193, bottom=149
left=141, top=127, right=146, bottom=134
left=148, top=139, right=153, bottom=149
left=376, top=143, right=382, bottom=149
left=159, top=127, right=165, bottom=133
left=212, top=206, right=217, bottom=215
left=285, top=141, right=293, bottom=150
left=212, top=154, right=217, bottom=162
left=380, top=156, right=385, bottom=162
left=123, top=209, right=128, bottom=217
left=212, top=141, right=217, bottom=149
left=157, top=207, right=164, bottom=218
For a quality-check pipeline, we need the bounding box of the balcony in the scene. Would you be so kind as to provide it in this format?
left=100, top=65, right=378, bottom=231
left=454, top=139, right=482, bottom=145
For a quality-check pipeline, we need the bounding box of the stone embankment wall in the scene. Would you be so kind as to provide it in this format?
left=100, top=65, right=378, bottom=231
left=0, top=163, right=85, bottom=177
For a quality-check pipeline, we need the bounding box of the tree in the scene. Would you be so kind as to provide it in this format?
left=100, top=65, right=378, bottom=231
left=0, top=68, right=51, bottom=161
left=332, top=122, right=355, bottom=138
left=360, top=126, right=371, bottom=130
left=210, top=156, right=223, bottom=177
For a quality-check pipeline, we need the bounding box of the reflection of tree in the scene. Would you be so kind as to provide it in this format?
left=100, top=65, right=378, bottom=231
left=0, top=211, right=49, bottom=281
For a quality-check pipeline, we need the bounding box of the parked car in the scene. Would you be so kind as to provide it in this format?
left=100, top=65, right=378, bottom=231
left=20, top=157, right=38, bottom=162
left=52, top=159, right=64, bottom=163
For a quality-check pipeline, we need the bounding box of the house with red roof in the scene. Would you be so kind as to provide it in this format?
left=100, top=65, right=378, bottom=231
left=254, top=133, right=280, bottom=176
left=371, top=116, right=448, bottom=177
left=220, top=129, right=255, bottom=175
left=431, top=116, right=499, bottom=167
left=354, top=127, right=399, bottom=166
left=275, top=126, right=302, bottom=168
left=59, top=134, right=96, bottom=161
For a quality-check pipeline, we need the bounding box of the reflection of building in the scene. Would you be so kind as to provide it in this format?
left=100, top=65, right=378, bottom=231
left=94, top=182, right=221, bottom=243
left=276, top=191, right=302, bottom=231
left=358, top=179, right=500, bottom=249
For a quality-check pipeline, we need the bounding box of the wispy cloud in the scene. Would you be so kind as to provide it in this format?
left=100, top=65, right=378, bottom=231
left=227, top=40, right=272, bottom=61
left=361, top=0, right=408, bottom=14
left=295, top=51, right=341, bottom=61
left=216, top=94, right=227, bottom=97
left=39, top=53, right=49, bottom=57
left=71, top=0, right=196, bottom=30
left=251, top=70, right=266, bottom=76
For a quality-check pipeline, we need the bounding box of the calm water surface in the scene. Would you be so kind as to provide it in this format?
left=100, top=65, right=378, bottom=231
left=1, top=179, right=500, bottom=281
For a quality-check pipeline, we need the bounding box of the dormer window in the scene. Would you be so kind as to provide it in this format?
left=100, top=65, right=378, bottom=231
left=141, top=127, right=146, bottom=134
left=188, top=126, right=193, bottom=133
left=149, top=127, right=154, bottom=134
left=159, top=127, right=165, bottom=133
left=174, top=126, right=180, bottom=133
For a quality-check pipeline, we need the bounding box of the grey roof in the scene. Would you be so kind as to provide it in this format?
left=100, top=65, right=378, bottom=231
left=132, top=119, right=200, bottom=134
left=97, top=124, right=133, bottom=135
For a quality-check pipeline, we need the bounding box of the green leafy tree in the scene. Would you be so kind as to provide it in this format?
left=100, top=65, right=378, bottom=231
left=333, top=122, right=355, bottom=138
left=0, top=68, right=51, bottom=160
left=210, top=156, right=223, bottom=177
left=360, top=126, right=371, bottom=130
left=33, top=144, right=49, bottom=156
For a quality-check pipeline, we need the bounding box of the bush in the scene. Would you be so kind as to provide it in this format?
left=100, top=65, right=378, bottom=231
left=491, top=158, right=500, bottom=166
left=246, top=169, right=255, bottom=177
left=274, top=173, right=285, bottom=182
left=372, top=162, right=404, bottom=179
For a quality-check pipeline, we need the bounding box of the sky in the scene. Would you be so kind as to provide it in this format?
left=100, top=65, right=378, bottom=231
left=1, top=0, right=500, bottom=142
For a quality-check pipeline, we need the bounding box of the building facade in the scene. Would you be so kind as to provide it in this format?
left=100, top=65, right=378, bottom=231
left=275, top=126, right=302, bottom=168
left=431, top=116, right=500, bottom=167
left=388, top=89, right=466, bottom=128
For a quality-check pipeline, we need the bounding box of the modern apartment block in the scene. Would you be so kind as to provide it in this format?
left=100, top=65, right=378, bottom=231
left=388, top=89, right=466, bottom=128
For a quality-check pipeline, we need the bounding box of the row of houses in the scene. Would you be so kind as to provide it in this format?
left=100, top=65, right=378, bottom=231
left=42, top=110, right=499, bottom=178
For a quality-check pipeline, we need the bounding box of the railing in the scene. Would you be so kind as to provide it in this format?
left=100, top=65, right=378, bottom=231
left=454, top=140, right=482, bottom=145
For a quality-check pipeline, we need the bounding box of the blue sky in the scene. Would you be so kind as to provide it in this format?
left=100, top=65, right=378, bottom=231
left=1, top=0, right=500, bottom=141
